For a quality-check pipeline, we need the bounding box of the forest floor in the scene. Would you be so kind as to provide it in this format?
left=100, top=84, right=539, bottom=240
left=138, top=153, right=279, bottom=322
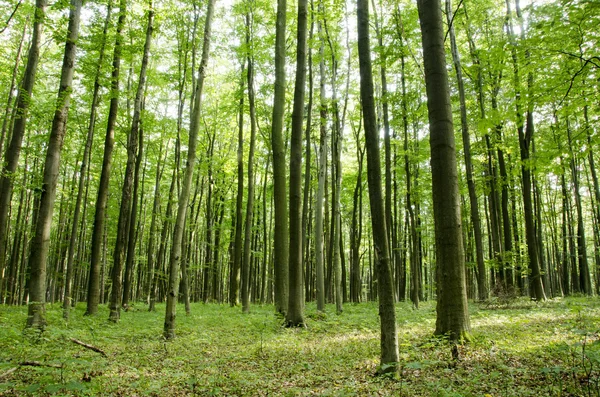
left=0, top=297, right=599, bottom=396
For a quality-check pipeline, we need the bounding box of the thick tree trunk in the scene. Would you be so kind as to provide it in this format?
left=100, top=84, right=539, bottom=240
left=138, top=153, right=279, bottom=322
left=417, top=0, right=470, bottom=341
left=357, top=0, right=399, bottom=372
left=285, top=0, right=307, bottom=327
left=164, top=0, right=215, bottom=339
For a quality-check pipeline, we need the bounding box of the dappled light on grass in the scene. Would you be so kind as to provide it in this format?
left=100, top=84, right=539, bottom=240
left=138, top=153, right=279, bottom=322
left=0, top=298, right=599, bottom=396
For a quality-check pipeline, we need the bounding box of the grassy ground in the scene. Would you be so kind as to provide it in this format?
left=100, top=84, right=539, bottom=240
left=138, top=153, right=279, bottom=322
left=0, top=297, right=599, bottom=396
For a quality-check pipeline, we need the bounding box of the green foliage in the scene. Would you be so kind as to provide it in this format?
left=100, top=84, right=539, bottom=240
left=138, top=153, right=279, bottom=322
left=0, top=298, right=599, bottom=396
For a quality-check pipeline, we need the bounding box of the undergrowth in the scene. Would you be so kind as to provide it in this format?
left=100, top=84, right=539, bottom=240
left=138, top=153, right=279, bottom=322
left=0, top=297, right=598, bottom=396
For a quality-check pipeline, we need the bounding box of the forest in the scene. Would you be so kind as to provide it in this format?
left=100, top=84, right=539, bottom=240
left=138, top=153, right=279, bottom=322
left=0, top=0, right=599, bottom=394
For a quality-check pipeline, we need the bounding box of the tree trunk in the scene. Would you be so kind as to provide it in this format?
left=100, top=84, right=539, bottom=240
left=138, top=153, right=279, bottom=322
left=270, top=0, right=289, bottom=315
left=242, top=10, right=258, bottom=313
left=446, top=0, right=487, bottom=301
left=314, top=9, right=327, bottom=312
left=417, top=0, right=470, bottom=341
left=0, top=0, right=47, bottom=296
left=164, top=0, right=215, bottom=339
left=285, top=0, right=307, bottom=327
left=86, top=0, right=127, bottom=316
left=110, top=2, right=153, bottom=320
left=506, top=0, right=545, bottom=301
left=26, top=0, right=82, bottom=328
left=357, top=0, right=399, bottom=372
left=230, top=61, right=245, bottom=307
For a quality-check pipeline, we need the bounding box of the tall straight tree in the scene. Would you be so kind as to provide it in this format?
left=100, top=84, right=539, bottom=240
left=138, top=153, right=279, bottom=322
left=0, top=0, right=47, bottom=288
left=26, top=0, right=82, bottom=328
left=86, top=0, right=128, bottom=316
left=445, top=0, right=487, bottom=301
left=357, top=0, right=399, bottom=373
left=164, top=0, right=216, bottom=339
left=109, top=0, right=154, bottom=322
left=270, top=0, right=289, bottom=315
left=314, top=8, right=327, bottom=311
left=230, top=60, right=245, bottom=307
left=285, top=0, right=308, bottom=327
left=417, top=0, right=470, bottom=341
left=63, top=0, right=113, bottom=321
left=505, top=0, right=545, bottom=301
left=241, top=8, right=258, bottom=314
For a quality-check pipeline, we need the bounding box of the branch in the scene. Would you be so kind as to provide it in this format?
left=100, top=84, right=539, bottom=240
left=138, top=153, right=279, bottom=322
left=0, top=367, right=17, bottom=379
left=70, top=338, right=108, bottom=357
left=20, top=361, right=63, bottom=368
left=561, top=56, right=600, bottom=105
left=0, top=0, right=23, bottom=34
left=444, top=0, right=464, bottom=43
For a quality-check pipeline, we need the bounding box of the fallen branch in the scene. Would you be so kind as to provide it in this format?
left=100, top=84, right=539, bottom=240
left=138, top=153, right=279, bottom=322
left=20, top=361, right=63, bottom=368
left=70, top=338, right=107, bottom=357
left=0, top=367, right=17, bottom=379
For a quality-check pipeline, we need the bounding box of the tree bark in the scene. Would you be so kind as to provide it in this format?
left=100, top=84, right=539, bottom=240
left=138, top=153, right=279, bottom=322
left=417, top=0, right=471, bottom=341
left=86, top=0, right=127, bottom=316
left=27, top=0, right=82, bottom=328
left=446, top=0, right=487, bottom=301
left=357, top=0, right=399, bottom=372
left=164, top=0, right=215, bottom=339
left=270, top=0, right=289, bottom=315
left=110, top=1, right=153, bottom=320
left=230, top=61, right=245, bottom=307
left=285, top=0, right=308, bottom=327
left=242, top=10, right=257, bottom=313
left=0, top=0, right=47, bottom=297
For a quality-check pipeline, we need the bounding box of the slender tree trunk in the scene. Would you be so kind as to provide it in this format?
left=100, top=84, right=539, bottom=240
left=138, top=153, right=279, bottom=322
left=26, top=0, right=82, bottom=328
left=230, top=61, right=245, bottom=307
left=271, top=0, right=289, bottom=315
left=63, top=0, right=112, bottom=319
left=350, top=124, right=364, bottom=303
left=242, top=10, right=258, bottom=313
left=164, top=0, right=215, bottom=339
left=86, top=0, right=127, bottom=316
left=0, top=19, right=28, bottom=164
left=111, top=2, right=153, bottom=319
left=202, top=136, right=215, bottom=303
left=446, top=0, right=487, bottom=301
left=357, top=0, right=399, bottom=372
left=417, top=0, right=470, bottom=341
left=145, top=140, right=165, bottom=303
left=285, top=0, right=307, bottom=327
left=566, top=119, right=592, bottom=294
left=302, top=5, right=314, bottom=306
left=0, top=0, right=47, bottom=293
left=506, top=0, right=545, bottom=301
left=149, top=166, right=176, bottom=311
left=314, top=9, right=327, bottom=312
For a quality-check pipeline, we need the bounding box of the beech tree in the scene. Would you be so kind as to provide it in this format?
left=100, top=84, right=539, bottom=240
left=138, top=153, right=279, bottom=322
left=26, top=0, right=82, bottom=328
left=417, top=0, right=470, bottom=341
left=164, top=0, right=216, bottom=339
left=357, top=0, right=399, bottom=373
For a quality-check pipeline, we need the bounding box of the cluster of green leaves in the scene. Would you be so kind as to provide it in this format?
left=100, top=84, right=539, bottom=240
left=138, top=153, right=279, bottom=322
left=1, top=298, right=598, bottom=396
